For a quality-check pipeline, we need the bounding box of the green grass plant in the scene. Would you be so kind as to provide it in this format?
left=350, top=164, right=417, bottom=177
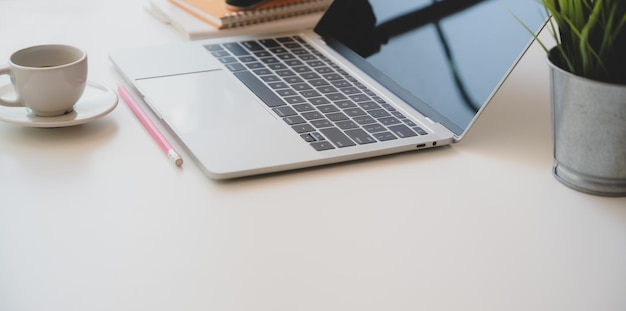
left=521, top=0, right=626, bottom=84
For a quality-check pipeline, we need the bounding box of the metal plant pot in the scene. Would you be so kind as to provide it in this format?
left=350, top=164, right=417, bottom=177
left=548, top=51, right=626, bottom=196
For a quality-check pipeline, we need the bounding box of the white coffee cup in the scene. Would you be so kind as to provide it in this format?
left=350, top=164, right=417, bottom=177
left=0, top=44, right=88, bottom=117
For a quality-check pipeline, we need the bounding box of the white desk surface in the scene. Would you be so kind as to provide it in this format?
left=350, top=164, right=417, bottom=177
left=1, top=1, right=625, bottom=311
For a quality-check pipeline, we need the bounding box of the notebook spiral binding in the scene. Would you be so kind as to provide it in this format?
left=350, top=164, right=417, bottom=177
left=221, top=0, right=333, bottom=28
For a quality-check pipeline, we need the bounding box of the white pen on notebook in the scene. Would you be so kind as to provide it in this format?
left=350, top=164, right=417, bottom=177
left=117, top=85, right=183, bottom=167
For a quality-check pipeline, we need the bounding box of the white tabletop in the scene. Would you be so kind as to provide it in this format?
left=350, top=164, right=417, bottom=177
left=2, top=1, right=625, bottom=311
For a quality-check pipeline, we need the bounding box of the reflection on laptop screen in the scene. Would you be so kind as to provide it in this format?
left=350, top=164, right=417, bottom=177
left=315, top=0, right=545, bottom=136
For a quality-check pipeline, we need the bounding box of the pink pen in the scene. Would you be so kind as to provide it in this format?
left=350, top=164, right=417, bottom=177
left=118, top=85, right=183, bottom=167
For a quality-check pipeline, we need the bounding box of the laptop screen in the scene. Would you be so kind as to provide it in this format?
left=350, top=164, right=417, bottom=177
left=314, top=0, right=545, bottom=136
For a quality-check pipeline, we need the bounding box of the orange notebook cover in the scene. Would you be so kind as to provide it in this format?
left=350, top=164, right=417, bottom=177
left=168, top=0, right=332, bottom=29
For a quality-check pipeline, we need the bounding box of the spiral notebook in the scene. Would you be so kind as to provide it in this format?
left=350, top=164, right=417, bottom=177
left=168, top=0, right=333, bottom=29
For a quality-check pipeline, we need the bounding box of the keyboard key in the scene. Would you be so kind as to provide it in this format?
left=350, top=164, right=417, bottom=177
left=260, top=75, right=281, bottom=82
left=292, top=48, right=308, bottom=55
left=284, top=59, right=304, bottom=66
left=335, top=120, right=359, bottom=130
left=381, top=103, right=396, bottom=111
left=293, top=66, right=312, bottom=73
left=275, top=69, right=296, bottom=77
left=331, top=80, right=352, bottom=88
left=414, top=127, right=428, bottom=135
left=326, top=112, right=349, bottom=122
left=253, top=51, right=272, bottom=58
left=276, top=89, right=298, bottom=97
left=273, top=106, right=296, bottom=117
left=217, top=56, right=238, bottom=64
left=292, top=124, right=315, bottom=133
left=402, top=119, right=417, bottom=127
left=292, top=83, right=312, bottom=91
left=373, top=96, right=387, bottom=104
left=307, top=61, right=325, bottom=67
left=349, top=94, right=370, bottom=102
left=246, top=62, right=265, bottom=69
left=277, top=53, right=296, bottom=60
left=253, top=68, right=272, bottom=76
left=388, top=124, right=417, bottom=138
left=301, top=111, right=324, bottom=120
left=378, top=117, right=401, bottom=126
left=284, top=96, right=307, bottom=104
left=320, top=127, right=356, bottom=148
left=241, top=41, right=265, bottom=51
left=260, top=38, right=281, bottom=47
left=358, top=101, right=380, bottom=110
left=308, top=97, right=330, bottom=105
left=309, top=79, right=329, bottom=87
left=322, top=73, right=343, bottom=80
left=363, top=123, right=386, bottom=133
left=284, top=42, right=302, bottom=49
left=204, top=44, right=224, bottom=52
left=310, top=132, right=325, bottom=141
left=283, top=115, right=306, bottom=125
left=238, top=56, right=256, bottom=62
left=335, top=100, right=356, bottom=109
left=299, top=54, right=317, bottom=61
left=267, top=82, right=289, bottom=89
left=300, top=90, right=321, bottom=98
left=223, top=42, right=250, bottom=56
left=326, top=93, right=347, bottom=101
left=363, top=89, right=376, bottom=96
left=302, top=132, right=325, bottom=143
left=345, top=75, right=357, bottom=82
left=373, top=131, right=397, bottom=141
left=310, top=118, right=332, bottom=128
left=315, top=67, right=334, bottom=74
left=317, top=86, right=338, bottom=94
left=225, top=63, right=246, bottom=72
left=268, top=63, right=287, bottom=70
left=340, top=87, right=361, bottom=95
left=353, top=115, right=376, bottom=125
left=284, top=76, right=304, bottom=84
left=311, top=141, right=335, bottom=151
left=301, top=72, right=321, bottom=80
left=345, top=129, right=376, bottom=144
left=211, top=50, right=230, bottom=58
left=317, top=105, right=339, bottom=114
left=260, top=57, right=280, bottom=64
left=292, top=103, right=315, bottom=112
left=395, top=112, right=409, bottom=120
left=368, top=109, right=391, bottom=118
left=301, top=133, right=317, bottom=142
left=344, top=108, right=367, bottom=117
left=354, top=82, right=367, bottom=90
left=269, top=47, right=287, bottom=54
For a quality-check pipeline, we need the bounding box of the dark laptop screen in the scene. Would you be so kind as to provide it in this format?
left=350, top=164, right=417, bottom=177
left=314, top=0, right=545, bottom=136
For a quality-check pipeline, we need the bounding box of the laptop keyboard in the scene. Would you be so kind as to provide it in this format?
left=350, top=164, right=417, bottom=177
left=204, top=35, right=428, bottom=151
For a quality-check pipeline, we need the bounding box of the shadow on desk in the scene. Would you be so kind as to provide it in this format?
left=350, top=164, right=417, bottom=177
left=216, top=144, right=454, bottom=186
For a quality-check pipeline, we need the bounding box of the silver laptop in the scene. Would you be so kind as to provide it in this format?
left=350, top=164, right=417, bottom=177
left=110, top=0, right=545, bottom=179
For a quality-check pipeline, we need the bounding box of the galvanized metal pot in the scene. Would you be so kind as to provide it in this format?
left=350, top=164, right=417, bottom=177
left=548, top=50, right=626, bottom=196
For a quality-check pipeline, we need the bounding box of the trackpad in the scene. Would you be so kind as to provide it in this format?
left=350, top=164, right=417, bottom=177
left=135, top=69, right=276, bottom=135
left=134, top=69, right=312, bottom=177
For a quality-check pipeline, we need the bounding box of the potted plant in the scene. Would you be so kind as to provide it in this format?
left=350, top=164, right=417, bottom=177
left=522, top=0, right=626, bottom=196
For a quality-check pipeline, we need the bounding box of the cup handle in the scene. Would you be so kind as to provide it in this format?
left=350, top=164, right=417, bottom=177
left=0, top=64, right=24, bottom=107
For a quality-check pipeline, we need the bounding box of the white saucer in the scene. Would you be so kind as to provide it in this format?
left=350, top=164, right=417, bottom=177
left=0, top=81, right=118, bottom=128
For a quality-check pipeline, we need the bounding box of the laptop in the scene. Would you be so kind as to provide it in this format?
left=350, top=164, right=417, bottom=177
left=110, top=0, right=545, bottom=179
